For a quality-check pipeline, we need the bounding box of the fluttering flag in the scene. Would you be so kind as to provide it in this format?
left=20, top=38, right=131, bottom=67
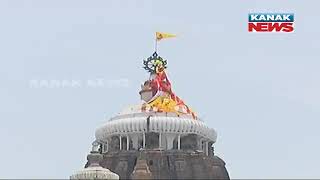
left=156, top=32, right=176, bottom=41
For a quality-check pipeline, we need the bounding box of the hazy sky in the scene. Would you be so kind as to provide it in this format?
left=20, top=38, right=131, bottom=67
left=0, top=0, right=319, bottom=178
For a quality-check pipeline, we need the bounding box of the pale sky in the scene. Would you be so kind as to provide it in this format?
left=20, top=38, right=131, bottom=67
left=0, top=0, right=319, bottom=179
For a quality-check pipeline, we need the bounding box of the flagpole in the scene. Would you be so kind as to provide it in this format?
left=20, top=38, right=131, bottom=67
left=155, top=37, right=158, bottom=52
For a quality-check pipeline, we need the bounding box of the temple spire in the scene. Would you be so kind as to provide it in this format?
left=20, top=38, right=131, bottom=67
left=140, top=50, right=196, bottom=119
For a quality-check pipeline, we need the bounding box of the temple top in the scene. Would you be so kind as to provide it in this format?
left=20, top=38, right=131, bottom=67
left=139, top=52, right=197, bottom=119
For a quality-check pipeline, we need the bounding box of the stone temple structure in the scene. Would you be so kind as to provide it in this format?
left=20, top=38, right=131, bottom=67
left=71, top=51, right=230, bottom=179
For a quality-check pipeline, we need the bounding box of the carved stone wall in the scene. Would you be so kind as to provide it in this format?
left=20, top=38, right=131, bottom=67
left=94, top=150, right=229, bottom=179
left=145, top=132, right=159, bottom=149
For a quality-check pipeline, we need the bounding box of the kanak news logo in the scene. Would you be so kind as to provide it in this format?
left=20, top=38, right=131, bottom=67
left=248, top=13, right=294, bottom=32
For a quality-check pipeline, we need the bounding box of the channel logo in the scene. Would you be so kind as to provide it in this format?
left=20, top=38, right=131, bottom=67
left=248, top=13, right=294, bottom=32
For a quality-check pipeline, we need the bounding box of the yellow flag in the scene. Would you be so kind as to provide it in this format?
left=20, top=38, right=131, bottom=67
left=156, top=32, right=176, bottom=41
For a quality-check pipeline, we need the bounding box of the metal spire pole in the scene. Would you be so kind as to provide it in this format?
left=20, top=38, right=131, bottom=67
left=155, top=37, right=158, bottom=52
